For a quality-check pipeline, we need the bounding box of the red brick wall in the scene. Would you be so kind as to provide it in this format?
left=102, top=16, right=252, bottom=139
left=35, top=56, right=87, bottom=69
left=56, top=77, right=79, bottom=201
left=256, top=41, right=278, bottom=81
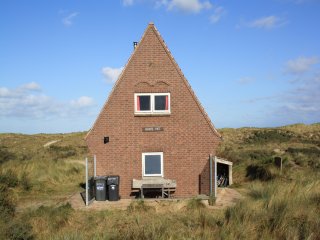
left=86, top=24, right=221, bottom=198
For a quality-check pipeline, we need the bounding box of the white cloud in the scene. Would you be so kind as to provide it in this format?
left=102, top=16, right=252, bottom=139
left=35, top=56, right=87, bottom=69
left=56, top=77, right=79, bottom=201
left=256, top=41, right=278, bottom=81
left=62, top=12, right=79, bottom=27
left=21, top=82, right=41, bottom=91
left=122, top=0, right=213, bottom=13
left=0, top=82, right=96, bottom=119
left=237, top=77, right=255, bottom=85
left=123, top=0, right=134, bottom=6
left=285, top=56, right=318, bottom=74
left=102, top=66, right=124, bottom=83
left=0, top=81, right=41, bottom=98
left=167, top=0, right=212, bottom=13
left=70, top=96, right=95, bottom=108
left=0, top=87, right=11, bottom=97
left=210, top=6, right=226, bottom=23
left=249, top=16, right=286, bottom=29
left=288, top=0, right=315, bottom=4
left=276, top=73, right=320, bottom=122
left=244, top=73, right=320, bottom=125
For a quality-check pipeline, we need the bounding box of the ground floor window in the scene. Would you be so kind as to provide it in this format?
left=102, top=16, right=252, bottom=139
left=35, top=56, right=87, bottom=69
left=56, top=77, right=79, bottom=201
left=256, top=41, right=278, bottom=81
left=142, top=152, right=163, bottom=177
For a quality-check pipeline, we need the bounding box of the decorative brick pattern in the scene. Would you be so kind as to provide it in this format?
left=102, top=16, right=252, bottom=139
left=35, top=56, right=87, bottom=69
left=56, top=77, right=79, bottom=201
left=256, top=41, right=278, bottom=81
left=86, top=23, right=221, bottom=198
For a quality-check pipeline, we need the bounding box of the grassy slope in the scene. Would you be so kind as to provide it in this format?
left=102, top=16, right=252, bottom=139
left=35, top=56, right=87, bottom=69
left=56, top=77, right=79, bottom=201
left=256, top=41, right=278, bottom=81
left=0, top=132, right=87, bottom=203
left=0, top=124, right=319, bottom=239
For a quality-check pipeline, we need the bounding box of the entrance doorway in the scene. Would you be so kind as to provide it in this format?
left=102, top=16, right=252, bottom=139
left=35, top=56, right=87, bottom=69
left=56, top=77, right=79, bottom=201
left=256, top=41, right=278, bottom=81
left=216, top=157, right=233, bottom=187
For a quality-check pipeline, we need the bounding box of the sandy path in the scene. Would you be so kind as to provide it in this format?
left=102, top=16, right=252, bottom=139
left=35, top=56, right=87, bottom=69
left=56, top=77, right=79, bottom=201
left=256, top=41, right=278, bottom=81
left=43, top=140, right=61, bottom=147
left=67, top=187, right=243, bottom=211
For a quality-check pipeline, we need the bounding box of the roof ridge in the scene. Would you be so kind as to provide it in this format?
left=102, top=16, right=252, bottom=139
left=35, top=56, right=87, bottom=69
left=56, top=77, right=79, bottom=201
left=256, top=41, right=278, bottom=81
left=86, top=23, right=221, bottom=139
left=85, top=23, right=153, bottom=139
left=150, top=25, right=222, bottom=138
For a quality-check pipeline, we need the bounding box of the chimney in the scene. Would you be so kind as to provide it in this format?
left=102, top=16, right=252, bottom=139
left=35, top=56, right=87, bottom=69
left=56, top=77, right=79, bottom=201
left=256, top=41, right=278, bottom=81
left=133, top=42, right=138, bottom=49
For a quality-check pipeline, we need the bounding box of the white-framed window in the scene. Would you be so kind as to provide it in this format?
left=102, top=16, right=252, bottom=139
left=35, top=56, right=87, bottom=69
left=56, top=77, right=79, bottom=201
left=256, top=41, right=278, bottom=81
left=142, top=152, right=163, bottom=177
left=134, top=93, right=170, bottom=115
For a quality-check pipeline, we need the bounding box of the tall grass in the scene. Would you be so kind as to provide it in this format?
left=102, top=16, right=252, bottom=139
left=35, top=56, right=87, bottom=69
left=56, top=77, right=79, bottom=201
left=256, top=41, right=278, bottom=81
left=3, top=171, right=317, bottom=239
left=224, top=171, right=320, bottom=239
left=1, top=125, right=319, bottom=239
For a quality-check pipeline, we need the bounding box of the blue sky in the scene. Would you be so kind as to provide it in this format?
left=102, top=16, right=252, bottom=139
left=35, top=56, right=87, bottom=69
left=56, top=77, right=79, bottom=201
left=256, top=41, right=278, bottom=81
left=1, top=0, right=320, bottom=133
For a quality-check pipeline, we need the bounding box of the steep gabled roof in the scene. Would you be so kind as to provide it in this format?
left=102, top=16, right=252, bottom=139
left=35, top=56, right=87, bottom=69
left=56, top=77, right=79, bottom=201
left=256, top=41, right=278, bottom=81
left=86, top=23, right=221, bottom=139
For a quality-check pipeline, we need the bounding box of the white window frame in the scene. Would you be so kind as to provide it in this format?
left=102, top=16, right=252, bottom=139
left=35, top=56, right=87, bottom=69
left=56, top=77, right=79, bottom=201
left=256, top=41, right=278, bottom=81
left=142, top=152, right=164, bottom=177
left=134, top=93, right=170, bottom=115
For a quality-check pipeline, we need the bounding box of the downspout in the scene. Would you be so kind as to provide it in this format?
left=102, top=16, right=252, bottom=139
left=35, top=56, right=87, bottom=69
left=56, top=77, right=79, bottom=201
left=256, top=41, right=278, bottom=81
left=94, top=155, right=97, bottom=177
left=214, top=156, right=217, bottom=197
left=85, top=157, right=88, bottom=206
left=209, top=154, right=213, bottom=196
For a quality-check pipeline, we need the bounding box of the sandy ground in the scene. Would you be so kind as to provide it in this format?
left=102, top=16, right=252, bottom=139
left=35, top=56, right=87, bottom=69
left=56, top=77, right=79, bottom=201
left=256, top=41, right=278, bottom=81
left=67, top=187, right=243, bottom=211
left=43, top=140, right=61, bottom=147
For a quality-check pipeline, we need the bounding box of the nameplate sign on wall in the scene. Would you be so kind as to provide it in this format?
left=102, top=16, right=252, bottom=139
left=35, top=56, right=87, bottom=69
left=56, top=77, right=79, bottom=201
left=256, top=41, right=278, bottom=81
left=142, top=127, right=163, bottom=132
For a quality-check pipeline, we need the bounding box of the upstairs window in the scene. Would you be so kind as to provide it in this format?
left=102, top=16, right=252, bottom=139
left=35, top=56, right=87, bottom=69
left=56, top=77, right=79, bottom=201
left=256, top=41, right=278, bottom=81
left=137, top=95, right=151, bottom=111
left=135, top=93, right=170, bottom=115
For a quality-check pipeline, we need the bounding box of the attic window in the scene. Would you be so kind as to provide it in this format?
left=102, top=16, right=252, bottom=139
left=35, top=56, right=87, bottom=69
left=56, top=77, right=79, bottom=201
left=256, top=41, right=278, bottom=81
left=135, top=93, right=170, bottom=115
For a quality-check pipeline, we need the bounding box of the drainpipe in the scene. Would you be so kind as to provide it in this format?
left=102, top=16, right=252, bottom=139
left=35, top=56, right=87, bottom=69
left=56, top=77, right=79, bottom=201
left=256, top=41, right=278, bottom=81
left=214, top=156, right=217, bottom=198
left=85, top=157, right=88, bottom=206
left=94, top=155, right=97, bottom=177
left=209, top=154, right=213, bottom=196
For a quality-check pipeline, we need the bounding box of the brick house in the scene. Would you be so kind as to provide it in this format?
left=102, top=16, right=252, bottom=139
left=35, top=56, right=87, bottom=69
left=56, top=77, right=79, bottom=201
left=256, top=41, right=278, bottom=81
left=85, top=23, right=223, bottom=198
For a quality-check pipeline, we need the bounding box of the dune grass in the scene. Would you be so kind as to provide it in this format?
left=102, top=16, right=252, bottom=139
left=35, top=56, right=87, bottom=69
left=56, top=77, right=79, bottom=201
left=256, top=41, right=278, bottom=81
left=0, top=124, right=319, bottom=239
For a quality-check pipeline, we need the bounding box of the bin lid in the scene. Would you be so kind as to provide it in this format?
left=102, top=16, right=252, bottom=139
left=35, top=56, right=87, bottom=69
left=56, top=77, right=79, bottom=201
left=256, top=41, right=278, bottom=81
left=107, top=175, right=120, bottom=185
left=94, top=176, right=107, bottom=180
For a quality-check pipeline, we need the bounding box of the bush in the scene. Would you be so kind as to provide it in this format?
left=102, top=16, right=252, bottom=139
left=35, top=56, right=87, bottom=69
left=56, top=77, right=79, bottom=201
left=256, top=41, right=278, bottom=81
left=7, top=220, right=33, bottom=240
left=67, top=166, right=80, bottom=175
left=186, top=198, right=206, bottom=210
left=245, top=130, right=292, bottom=144
left=20, top=172, right=32, bottom=191
left=0, top=146, right=16, bottom=164
left=0, top=184, right=15, bottom=217
left=48, top=145, right=76, bottom=160
left=287, top=147, right=320, bottom=168
left=0, top=170, right=19, bottom=188
left=246, top=164, right=273, bottom=181
left=248, top=150, right=274, bottom=163
left=127, top=200, right=154, bottom=213
left=287, top=147, right=320, bottom=156
left=32, top=203, right=74, bottom=231
left=248, top=183, right=275, bottom=200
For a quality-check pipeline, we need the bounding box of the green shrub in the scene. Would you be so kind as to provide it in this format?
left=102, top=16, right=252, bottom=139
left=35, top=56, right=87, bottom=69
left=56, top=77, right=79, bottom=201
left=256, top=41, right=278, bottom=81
left=287, top=147, right=320, bottom=168
left=309, top=192, right=320, bottom=207
left=19, top=153, right=32, bottom=162
left=48, top=145, right=76, bottom=160
left=67, top=166, right=80, bottom=175
left=7, top=220, right=33, bottom=240
left=0, top=184, right=15, bottom=217
left=246, top=164, right=273, bottom=181
left=268, top=199, right=288, bottom=232
left=248, top=150, right=274, bottom=163
left=0, top=170, right=19, bottom=188
left=248, top=183, right=275, bottom=200
left=287, top=147, right=320, bottom=156
left=32, top=203, right=74, bottom=231
left=127, top=200, right=154, bottom=213
left=186, top=198, right=206, bottom=210
left=245, top=129, right=293, bottom=144
left=0, top=146, right=16, bottom=164
left=20, top=172, right=32, bottom=191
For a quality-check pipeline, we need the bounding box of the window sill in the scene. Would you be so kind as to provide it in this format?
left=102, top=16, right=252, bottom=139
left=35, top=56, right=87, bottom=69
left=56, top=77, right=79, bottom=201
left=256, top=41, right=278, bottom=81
left=134, top=112, right=171, bottom=117
left=142, top=176, right=164, bottom=179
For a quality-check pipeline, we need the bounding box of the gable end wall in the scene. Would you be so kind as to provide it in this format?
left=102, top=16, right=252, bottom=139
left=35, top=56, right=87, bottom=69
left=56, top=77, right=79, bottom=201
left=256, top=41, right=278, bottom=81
left=86, top=24, right=221, bottom=198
